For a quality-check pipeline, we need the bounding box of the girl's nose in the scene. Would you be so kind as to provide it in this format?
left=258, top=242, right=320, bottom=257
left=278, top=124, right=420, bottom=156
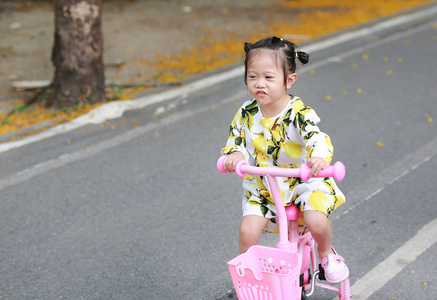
left=255, top=79, right=266, bottom=88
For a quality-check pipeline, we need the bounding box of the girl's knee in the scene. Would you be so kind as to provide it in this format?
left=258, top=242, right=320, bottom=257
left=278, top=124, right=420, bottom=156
left=238, top=215, right=268, bottom=253
left=304, top=210, right=330, bottom=231
left=239, top=216, right=264, bottom=237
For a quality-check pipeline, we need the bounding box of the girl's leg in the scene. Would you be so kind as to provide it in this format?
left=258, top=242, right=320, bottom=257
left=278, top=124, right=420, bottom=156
left=239, top=215, right=269, bottom=254
left=303, top=210, right=333, bottom=259
left=304, top=210, right=349, bottom=284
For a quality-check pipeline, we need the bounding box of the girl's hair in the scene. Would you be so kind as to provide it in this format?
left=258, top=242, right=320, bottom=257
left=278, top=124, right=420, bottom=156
left=243, top=36, right=309, bottom=85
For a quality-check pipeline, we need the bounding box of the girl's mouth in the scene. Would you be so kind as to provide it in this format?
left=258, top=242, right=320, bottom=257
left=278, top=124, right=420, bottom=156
left=256, top=91, right=267, bottom=96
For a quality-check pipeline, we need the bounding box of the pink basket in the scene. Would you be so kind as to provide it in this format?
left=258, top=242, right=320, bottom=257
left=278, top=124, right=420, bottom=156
left=227, top=245, right=301, bottom=300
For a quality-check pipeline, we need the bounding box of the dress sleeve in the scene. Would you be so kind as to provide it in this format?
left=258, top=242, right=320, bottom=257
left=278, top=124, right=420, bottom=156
left=292, top=101, right=334, bottom=162
left=221, top=108, right=251, bottom=161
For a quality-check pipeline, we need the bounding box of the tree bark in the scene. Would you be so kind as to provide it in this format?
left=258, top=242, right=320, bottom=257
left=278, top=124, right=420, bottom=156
left=52, top=0, right=106, bottom=108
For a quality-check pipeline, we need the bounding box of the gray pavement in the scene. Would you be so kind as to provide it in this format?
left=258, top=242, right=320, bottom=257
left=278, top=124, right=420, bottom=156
left=1, top=4, right=437, bottom=299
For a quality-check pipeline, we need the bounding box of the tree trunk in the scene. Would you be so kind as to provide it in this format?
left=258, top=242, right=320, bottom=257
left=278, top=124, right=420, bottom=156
left=52, top=0, right=106, bottom=108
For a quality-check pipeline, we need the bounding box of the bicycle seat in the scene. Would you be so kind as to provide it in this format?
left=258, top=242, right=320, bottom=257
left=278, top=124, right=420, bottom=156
left=285, top=204, right=303, bottom=220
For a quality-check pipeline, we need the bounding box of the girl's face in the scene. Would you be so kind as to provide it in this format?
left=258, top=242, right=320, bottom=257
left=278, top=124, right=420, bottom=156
left=246, top=51, right=297, bottom=117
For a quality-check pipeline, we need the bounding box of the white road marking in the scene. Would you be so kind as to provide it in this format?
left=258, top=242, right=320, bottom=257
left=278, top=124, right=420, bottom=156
left=349, top=218, right=437, bottom=300
left=1, top=4, right=436, bottom=154
left=334, top=135, right=437, bottom=221
left=329, top=136, right=437, bottom=299
left=0, top=91, right=246, bottom=192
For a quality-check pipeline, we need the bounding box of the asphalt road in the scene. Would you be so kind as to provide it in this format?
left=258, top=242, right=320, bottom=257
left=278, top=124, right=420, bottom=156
left=1, top=5, right=437, bottom=300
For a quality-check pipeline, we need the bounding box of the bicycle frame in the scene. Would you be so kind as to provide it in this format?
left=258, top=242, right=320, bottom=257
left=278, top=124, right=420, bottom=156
left=217, top=157, right=350, bottom=299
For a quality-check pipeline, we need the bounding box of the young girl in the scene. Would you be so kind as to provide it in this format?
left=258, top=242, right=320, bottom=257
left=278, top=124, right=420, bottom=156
left=221, top=36, right=349, bottom=284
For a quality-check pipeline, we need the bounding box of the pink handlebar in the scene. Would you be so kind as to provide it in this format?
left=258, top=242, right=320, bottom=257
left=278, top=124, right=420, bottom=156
left=217, top=156, right=345, bottom=181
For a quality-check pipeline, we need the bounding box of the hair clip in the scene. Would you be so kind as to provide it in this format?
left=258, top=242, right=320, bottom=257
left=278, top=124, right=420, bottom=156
left=295, top=52, right=298, bottom=58
left=280, top=37, right=284, bottom=41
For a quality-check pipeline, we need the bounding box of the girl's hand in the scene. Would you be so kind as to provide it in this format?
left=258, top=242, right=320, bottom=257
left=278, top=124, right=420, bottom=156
left=306, top=157, right=330, bottom=177
left=223, top=152, right=245, bottom=173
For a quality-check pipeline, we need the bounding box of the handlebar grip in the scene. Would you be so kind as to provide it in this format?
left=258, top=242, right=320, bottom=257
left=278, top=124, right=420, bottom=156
left=217, top=156, right=228, bottom=173
left=300, top=161, right=345, bottom=181
left=217, top=156, right=250, bottom=177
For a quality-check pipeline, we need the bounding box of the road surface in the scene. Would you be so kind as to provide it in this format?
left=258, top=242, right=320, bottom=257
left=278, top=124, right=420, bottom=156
left=1, top=4, right=436, bottom=299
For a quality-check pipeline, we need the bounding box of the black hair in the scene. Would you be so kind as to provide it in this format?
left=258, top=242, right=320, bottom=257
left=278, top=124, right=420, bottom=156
left=243, top=36, right=309, bottom=85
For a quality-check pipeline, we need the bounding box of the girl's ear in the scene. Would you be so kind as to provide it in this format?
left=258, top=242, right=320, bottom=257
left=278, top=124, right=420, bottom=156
left=286, top=73, right=298, bottom=90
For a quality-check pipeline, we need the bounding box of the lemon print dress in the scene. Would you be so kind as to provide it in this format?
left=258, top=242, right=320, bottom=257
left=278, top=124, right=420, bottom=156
left=222, top=96, right=345, bottom=233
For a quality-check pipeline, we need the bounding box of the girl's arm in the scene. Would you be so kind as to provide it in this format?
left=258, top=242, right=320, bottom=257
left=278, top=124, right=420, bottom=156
left=221, top=108, right=251, bottom=171
left=292, top=100, right=334, bottom=176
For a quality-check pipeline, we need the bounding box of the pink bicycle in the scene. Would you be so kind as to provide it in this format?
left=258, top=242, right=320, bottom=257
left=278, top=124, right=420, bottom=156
left=217, top=157, right=351, bottom=300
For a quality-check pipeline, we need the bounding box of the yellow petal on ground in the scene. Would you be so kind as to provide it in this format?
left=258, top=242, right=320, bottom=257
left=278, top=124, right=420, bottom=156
left=383, top=56, right=389, bottom=62
left=325, top=95, right=332, bottom=101
left=428, top=117, right=433, bottom=123
left=423, top=282, right=427, bottom=286
left=5, top=1, right=436, bottom=137
left=398, top=57, right=403, bottom=63
left=362, top=54, right=369, bottom=60
left=343, top=90, right=348, bottom=95
left=377, top=141, right=383, bottom=147
left=356, top=88, right=363, bottom=94
left=386, top=70, right=393, bottom=75
left=352, top=63, right=358, bottom=68
left=310, top=69, right=316, bottom=75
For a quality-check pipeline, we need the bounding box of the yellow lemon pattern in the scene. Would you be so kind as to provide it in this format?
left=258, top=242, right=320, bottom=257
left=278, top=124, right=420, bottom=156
left=283, top=141, right=303, bottom=158
left=308, top=191, right=332, bottom=213
left=221, top=96, right=345, bottom=233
